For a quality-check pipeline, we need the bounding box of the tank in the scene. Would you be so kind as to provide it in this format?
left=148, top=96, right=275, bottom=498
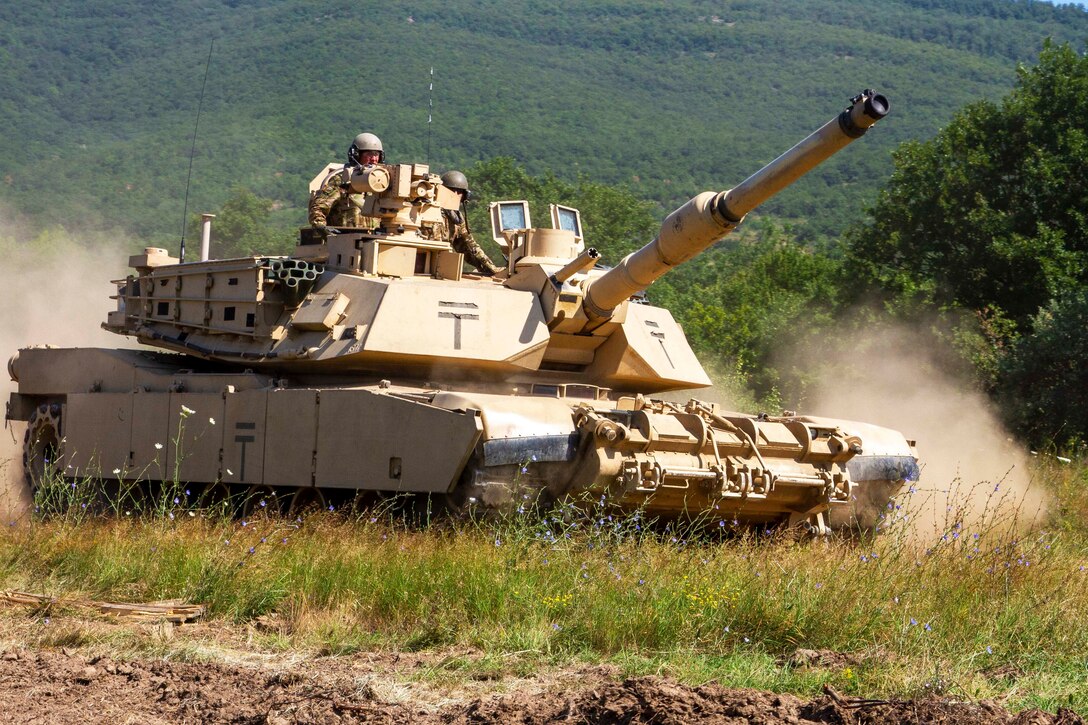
left=7, top=90, right=917, bottom=532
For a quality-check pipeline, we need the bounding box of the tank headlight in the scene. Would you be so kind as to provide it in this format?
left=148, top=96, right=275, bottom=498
left=7, top=351, right=19, bottom=382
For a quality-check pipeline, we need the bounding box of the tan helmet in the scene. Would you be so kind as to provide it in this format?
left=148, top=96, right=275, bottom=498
left=349, top=132, right=384, bottom=166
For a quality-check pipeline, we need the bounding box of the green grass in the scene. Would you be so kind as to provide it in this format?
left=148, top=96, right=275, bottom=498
left=2, top=458, right=1088, bottom=712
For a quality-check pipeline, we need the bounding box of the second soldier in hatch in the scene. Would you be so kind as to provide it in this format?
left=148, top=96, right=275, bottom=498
left=439, top=170, right=502, bottom=277
left=308, top=132, right=384, bottom=232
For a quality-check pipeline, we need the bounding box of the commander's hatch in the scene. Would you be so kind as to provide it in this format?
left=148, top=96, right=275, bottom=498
left=490, top=201, right=584, bottom=269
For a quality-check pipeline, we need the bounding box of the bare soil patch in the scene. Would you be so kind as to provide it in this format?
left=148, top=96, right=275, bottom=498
left=0, top=631, right=1082, bottom=724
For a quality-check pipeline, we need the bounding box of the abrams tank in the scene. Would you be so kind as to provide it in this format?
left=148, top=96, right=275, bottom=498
left=7, top=90, right=917, bottom=532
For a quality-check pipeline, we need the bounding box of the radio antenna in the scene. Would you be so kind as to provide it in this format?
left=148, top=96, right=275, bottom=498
left=179, top=40, right=214, bottom=263
left=426, top=66, right=434, bottom=163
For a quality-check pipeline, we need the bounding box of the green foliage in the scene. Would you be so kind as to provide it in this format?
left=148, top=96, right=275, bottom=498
left=839, top=42, right=1088, bottom=446
left=1000, top=290, right=1088, bottom=449
left=846, top=41, right=1088, bottom=332
left=653, top=222, right=844, bottom=405
left=193, top=187, right=295, bottom=258
left=2, top=1, right=1087, bottom=247
left=463, top=157, right=659, bottom=262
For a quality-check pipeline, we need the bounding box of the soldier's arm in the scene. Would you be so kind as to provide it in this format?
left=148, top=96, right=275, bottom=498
left=451, top=221, right=501, bottom=276
left=308, top=180, right=341, bottom=226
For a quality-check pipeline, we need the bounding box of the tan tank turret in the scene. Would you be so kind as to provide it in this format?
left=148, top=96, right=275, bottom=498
left=7, top=90, right=915, bottom=533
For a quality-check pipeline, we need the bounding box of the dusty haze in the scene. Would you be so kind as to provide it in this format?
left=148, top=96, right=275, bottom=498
left=784, top=323, right=1049, bottom=540
left=1, top=211, right=134, bottom=523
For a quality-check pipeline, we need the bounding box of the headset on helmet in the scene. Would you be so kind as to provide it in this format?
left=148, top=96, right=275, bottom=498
left=348, top=132, right=384, bottom=166
left=441, top=170, right=472, bottom=201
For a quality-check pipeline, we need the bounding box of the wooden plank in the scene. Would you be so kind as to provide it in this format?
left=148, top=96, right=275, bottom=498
left=0, top=590, right=205, bottom=622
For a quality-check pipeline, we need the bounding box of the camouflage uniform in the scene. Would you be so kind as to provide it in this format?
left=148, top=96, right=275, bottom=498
left=308, top=166, right=379, bottom=230
left=441, top=209, right=501, bottom=276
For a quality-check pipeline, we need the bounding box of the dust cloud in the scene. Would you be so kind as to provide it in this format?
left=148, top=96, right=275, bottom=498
left=785, top=323, right=1049, bottom=540
left=0, top=208, right=136, bottom=524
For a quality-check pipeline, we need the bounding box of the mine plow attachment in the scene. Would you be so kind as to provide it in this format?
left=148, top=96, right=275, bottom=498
left=569, top=400, right=858, bottom=530
left=432, top=392, right=918, bottom=532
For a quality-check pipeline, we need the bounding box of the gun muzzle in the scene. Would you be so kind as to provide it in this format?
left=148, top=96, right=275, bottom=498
left=552, top=248, right=601, bottom=285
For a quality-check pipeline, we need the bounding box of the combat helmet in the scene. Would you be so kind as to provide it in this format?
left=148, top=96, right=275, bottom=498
left=348, top=132, right=384, bottom=166
left=441, top=170, right=472, bottom=201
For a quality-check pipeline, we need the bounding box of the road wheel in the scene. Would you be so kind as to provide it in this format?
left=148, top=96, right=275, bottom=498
left=196, top=481, right=234, bottom=515
left=243, top=485, right=283, bottom=517
left=288, top=486, right=326, bottom=516
left=23, top=403, right=62, bottom=493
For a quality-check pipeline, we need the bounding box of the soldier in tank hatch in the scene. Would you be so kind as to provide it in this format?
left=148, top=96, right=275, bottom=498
left=439, top=170, right=502, bottom=277
left=308, top=132, right=384, bottom=232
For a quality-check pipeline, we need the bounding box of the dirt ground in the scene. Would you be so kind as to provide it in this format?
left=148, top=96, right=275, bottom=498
left=0, top=616, right=1083, bottom=725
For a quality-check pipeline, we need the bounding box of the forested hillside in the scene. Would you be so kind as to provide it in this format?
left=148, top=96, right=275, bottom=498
left=2, top=0, right=1087, bottom=244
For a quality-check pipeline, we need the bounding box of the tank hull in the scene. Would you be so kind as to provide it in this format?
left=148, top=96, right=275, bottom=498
left=9, top=346, right=917, bottom=531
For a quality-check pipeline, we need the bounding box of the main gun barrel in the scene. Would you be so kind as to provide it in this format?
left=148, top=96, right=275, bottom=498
left=582, top=90, right=889, bottom=320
